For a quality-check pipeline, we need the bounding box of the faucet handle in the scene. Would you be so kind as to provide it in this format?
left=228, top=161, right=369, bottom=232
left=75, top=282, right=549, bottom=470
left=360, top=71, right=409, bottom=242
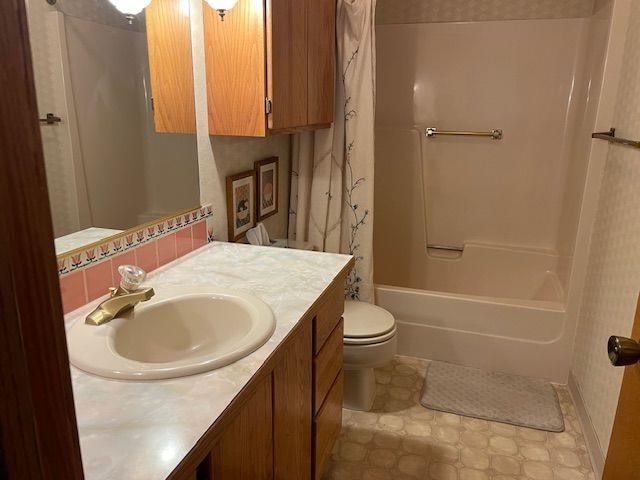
left=118, top=265, right=147, bottom=291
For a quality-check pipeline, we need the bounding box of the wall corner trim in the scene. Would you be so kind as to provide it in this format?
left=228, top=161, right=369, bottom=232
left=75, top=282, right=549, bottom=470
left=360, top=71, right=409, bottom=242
left=568, top=372, right=605, bottom=479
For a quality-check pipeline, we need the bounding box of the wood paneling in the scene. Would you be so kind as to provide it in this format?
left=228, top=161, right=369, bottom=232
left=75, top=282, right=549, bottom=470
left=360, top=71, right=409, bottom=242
left=0, top=0, right=84, bottom=477
left=314, top=319, right=343, bottom=414
left=267, top=0, right=308, bottom=130
left=274, top=321, right=313, bottom=480
left=146, top=0, right=196, bottom=134
left=212, top=375, right=273, bottom=479
left=314, top=371, right=344, bottom=480
left=307, top=0, right=335, bottom=126
left=603, top=294, right=640, bottom=479
left=204, top=0, right=267, bottom=136
left=314, top=282, right=345, bottom=354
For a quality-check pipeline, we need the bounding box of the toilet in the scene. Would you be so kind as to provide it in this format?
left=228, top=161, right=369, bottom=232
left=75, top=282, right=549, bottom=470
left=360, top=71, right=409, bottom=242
left=342, top=300, right=397, bottom=411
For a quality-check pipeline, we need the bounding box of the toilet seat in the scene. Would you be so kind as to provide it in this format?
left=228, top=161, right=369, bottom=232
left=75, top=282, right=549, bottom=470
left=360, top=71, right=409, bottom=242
left=343, top=301, right=397, bottom=346
left=343, top=327, right=397, bottom=346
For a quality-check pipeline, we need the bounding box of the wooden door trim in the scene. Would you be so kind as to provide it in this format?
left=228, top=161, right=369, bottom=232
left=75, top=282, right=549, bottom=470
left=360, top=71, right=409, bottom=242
left=0, top=1, right=84, bottom=478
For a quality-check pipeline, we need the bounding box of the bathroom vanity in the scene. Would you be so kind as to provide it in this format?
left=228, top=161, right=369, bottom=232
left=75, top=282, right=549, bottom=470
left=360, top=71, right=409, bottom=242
left=67, top=242, right=353, bottom=480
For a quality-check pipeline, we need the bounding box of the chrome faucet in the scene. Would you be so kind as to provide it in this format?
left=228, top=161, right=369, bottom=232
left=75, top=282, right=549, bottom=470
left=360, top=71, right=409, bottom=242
left=85, top=265, right=155, bottom=326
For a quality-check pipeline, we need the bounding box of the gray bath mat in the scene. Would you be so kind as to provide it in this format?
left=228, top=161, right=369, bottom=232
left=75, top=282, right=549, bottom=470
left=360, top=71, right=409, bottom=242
left=420, top=361, right=564, bottom=432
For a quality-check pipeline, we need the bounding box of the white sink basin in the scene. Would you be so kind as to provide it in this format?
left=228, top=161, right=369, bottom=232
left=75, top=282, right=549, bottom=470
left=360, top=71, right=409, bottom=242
left=67, top=286, right=276, bottom=380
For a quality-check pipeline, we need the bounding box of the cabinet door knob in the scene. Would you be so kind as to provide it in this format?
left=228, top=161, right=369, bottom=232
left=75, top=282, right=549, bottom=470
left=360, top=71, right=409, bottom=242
left=608, top=336, right=640, bottom=366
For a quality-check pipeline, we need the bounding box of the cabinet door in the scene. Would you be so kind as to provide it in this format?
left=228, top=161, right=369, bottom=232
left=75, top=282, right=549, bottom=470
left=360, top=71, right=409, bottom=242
left=212, top=375, right=273, bottom=479
left=267, top=0, right=308, bottom=131
left=203, top=0, right=267, bottom=136
left=273, top=322, right=313, bottom=480
left=146, top=0, right=196, bottom=133
left=314, top=371, right=343, bottom=480
left=307, top=0, right=335, bottom=126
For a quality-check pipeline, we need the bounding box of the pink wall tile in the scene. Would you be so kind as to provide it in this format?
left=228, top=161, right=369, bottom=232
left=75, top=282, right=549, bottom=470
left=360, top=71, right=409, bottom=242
left=85, top=260, right=114, bottom=302
left=192, top=221, right=207, bottom=250
left=176, top=227, right=193, bottom=257
left=158, top=233, right=177, bottom=266
left=135, top=241, right=159, bottom=273
left=59, top=270, right=87, bottom=314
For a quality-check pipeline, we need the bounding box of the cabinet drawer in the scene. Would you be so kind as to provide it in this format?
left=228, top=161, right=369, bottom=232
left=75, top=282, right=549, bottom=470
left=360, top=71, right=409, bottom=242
left=313, top=371, right=343, bottom=480
left=314, top=319, right=343, bottom=415
left=314, top=283, right=345, bottom=354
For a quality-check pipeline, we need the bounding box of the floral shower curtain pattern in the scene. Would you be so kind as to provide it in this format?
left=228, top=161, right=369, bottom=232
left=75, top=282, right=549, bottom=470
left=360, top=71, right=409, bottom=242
left=288, top=0, right=376, bottom=302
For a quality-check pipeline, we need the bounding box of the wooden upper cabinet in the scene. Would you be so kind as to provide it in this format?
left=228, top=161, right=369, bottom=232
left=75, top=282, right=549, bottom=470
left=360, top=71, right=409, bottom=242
left=307, top=0, right=336, bottom=126
left=203, top=0, right=336, bottom=137
left=146, top=0, right=196, bottom=134
left=267, top=0, right=308, bottom=131
left=203, top=0, right=267, bottom=137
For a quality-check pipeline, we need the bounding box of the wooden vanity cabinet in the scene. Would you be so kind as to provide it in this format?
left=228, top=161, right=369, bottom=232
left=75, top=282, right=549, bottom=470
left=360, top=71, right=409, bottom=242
left=167, top=269, right=350, bottom=480
left=203, top=0, right=336, bottom=137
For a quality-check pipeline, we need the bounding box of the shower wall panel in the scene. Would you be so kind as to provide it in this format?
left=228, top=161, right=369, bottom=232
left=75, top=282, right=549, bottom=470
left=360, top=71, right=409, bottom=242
left=375, top=18, right=588, bottom=254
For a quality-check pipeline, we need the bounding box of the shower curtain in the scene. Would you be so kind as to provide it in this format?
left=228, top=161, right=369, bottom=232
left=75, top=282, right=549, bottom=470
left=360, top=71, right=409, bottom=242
left=288, top=0, right=376, bottom=302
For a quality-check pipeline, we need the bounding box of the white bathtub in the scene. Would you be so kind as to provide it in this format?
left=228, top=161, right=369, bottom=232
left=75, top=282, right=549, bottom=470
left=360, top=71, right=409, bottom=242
left=375, top=244, right=571, bottom=383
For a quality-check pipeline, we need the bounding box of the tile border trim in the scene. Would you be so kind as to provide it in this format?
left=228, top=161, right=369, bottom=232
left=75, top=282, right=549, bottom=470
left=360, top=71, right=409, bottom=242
left=57, top=204, right=213, bottom=277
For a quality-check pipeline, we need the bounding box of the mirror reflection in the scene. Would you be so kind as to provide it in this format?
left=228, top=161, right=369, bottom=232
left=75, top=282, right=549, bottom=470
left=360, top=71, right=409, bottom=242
left=25, top=0, right=200, bottom=255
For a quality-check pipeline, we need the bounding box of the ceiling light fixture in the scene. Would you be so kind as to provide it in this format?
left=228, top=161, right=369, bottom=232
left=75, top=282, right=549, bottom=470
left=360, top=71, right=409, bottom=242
left=205, top=0, right=239, bottom=21
left=108, top=0, right=152, bottom=23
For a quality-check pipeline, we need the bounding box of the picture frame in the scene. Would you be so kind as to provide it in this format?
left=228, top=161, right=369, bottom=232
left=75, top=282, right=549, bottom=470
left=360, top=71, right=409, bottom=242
left=226, top=170, right=257, bottom=242
left=255, top=156, right=279, bottom=221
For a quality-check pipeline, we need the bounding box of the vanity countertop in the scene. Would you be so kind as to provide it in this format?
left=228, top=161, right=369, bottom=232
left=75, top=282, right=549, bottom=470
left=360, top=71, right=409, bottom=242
left=66, top=241, right=352, bottom=480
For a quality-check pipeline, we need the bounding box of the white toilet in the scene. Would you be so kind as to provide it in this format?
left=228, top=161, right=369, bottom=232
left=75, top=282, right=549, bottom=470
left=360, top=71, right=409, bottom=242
left=342, top=300, right=397, bottom=411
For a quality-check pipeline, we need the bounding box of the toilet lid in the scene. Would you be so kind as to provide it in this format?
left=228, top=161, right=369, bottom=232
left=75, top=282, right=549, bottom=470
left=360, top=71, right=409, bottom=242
left=343, top=301, right=396, bottom=338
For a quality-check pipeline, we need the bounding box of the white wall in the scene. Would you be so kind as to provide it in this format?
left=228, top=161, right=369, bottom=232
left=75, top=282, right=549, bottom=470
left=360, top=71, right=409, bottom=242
left=190, top=0, right=291, bottom=241
left=25, top=0, right=83, bottom=237
left=571, top=0, right=640, bottom=461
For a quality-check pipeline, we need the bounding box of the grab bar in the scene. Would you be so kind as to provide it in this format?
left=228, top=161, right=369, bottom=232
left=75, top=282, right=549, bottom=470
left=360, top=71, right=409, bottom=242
left=427, top=244, right=464, bottom=252
left=592, top=128, right=640, bottom=149
left=426, top=127, right=503, bottom=140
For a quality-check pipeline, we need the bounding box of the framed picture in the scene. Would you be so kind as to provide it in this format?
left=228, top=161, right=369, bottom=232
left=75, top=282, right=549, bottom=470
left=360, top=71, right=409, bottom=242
left=226, top=170, right=257, bottom=242
left=255, top=156, right=279, bottom=221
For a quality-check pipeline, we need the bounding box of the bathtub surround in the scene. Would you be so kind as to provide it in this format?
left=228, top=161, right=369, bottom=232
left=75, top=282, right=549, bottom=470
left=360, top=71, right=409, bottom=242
left=65, top=242, right=352, bottom=480
left=289, top=0, right=377, bottom=301
left=571, top=0, right=640, bottom=466
left=57, top=205, right=213, bottom=314
left=373, top=0, right=615, bottom=383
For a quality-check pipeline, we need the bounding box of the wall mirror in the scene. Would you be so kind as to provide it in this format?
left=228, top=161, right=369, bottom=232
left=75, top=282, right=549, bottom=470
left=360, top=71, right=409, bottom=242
left=25, top=0, right=200, bottom=255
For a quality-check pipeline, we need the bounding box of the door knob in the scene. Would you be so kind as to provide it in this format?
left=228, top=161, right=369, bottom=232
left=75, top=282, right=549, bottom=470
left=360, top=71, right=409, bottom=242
left=608, top=336, right=640, bottom=366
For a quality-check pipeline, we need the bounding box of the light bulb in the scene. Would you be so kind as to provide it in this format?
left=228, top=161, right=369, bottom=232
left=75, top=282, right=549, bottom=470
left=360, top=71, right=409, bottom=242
left=205, top=0, right=239, bottom=10
left=204, top=0, right=239, bottom=20
left=108, top=0, right=153, bottom=15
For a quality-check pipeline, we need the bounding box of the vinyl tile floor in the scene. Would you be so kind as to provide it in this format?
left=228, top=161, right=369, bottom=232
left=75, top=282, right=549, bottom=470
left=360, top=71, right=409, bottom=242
left=323, top=356, right=595, bottom=480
